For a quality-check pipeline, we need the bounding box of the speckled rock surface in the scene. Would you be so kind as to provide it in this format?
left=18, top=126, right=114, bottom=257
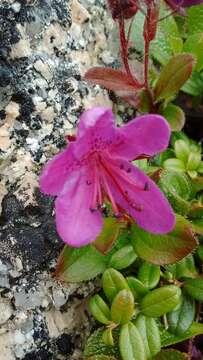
left=0, top=0, right=116, bottom=358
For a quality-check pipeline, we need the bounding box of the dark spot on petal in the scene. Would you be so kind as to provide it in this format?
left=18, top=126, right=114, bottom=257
left=144, top=182, right=150, bottom=191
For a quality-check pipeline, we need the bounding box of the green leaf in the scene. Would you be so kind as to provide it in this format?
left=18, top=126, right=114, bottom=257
left=183, top=33, right=203, bottom=71
left=152, top=349, right=187, bottom=360
left=93, top=218, right=125, bottom=254
left=84, top=328, right=120, bottom=358
left=184, top=278, right=203, bottom=301
left=102, top=268, right=129, bottom=303
left=174, top=140, right=190, bottom=163
left=131, top=215, right=198, bottom=265
left=87, top=356, right=117, bottom=360
left=102, top=328, right=114, bottom=347
left=163, top=159, right=185, bottom=173
left=126, top=277, right=149, bottom=301
left=140, top=285, right=181, bottom=317
left=138, top=263, right=160, bottom=290
left=89, top=295, right=111, bottom=325
left=187, top=4, right=203, bottom=35
left=109, top=245, right=137, bottom=270
left=161, top=104, right=185, bottom=131
left=158, top=171, right=192, bottom=215
left=166, top=254, right=197, bottom=280
left=182, top=71, right=203, bottom=96
left=111, top=289, right=134, bottom=325
left=167, top=293, right=195, bottom=335
left=151, top=4, right=181, bottom=65
left=119, top=322, right=146, bottom=360
left=134, top=315, right=161, bottom=358
left=154, top=54, right=195, bottom=101
left=55, top=245, right=107, bottom=282
left=160, top=321, right=203, bottom=347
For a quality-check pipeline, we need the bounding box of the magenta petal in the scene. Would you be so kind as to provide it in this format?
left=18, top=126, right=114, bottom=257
left=73, top=106, right=117, bottom=159
left=111, top=114, right=170, bottom=161
left=55, top=168, right=103, bottom=247
left=78, top=106, right=115, bottom=138
left=40, top=144, right=75, bottom=196
left=105, top=157, right=175, bottom=234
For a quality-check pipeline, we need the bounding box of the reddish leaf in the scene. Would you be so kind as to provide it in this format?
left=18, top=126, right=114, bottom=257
left=85, top=67, right=144, bottom=106
left=93, top=217, right=125, bottom=254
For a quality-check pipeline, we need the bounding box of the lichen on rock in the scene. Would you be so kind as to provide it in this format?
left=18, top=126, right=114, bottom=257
left=0, top=0, right=114, bottom=358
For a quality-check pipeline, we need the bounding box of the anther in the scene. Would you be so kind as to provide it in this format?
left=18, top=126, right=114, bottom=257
left=86, top=180, right=92, bottom=185
left=144, top=182, right=150, bottom=190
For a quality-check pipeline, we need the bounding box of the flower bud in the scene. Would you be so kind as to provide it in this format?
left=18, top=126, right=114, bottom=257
left=107, top=0, right=138, bottom=20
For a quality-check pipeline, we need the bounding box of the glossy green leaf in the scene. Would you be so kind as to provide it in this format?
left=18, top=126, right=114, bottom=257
left=161, top=321, right=203, bottom=347
left=182, top=71, right=203, bottom=96
left=167, top=293, right=195, bottom=335
left=187, top=152, right=201, bottom=171
left=140, top=285, right=182, bottom=317
left=138, top=263, right=160, bottom=290
left=134, top=315, right=161, bottom=358
left=166, top=254, right=197, bottom=280
left=126, top=277, right=149, bottom=301
left=163, top=159, right=185, bottom=172
left=87, top=356, right=117, bottom=360
left=131, top=215, right=198, bottom=265
left=119, top=322, right=146, bottom=360
left=161, top=104, right=185, bottom=132
left=93, top=218, right=124, bottom=254
left=183, top=33, right=203, bottom=71
left=102, top=268, right=129, bottom=303
left=111, top=290, right=134, bottom=325
left=152, top=349, right=187, bottom=359
left=109, top=245, right=137, bottom=270
left=184, top=278, right=203, bottom=301
left=89, top=295, right=111, bottom=325
left=187, top=4, right=203, bottom=35
left=102, top=328, right=114, bottom=346
left=174, top=140, right=190, bottom=163
left=55, top=245, right=107, bottom=282
left=154, top=54, right=195, bottom=101
left=158, top=171, right=192, bottom=215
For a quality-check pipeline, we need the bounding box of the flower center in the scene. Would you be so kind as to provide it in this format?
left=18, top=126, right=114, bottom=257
left=87, top=152, right=149, bottom=217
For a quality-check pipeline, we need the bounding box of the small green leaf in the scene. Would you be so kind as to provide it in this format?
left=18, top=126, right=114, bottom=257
left=119, top=322, right=146, bottom=360
left=154, top=54, right=195, bottom=101
left=134, top=315, right=161, bottom=358
left=109, top=245, right=137, bottom=270
left=158, top=171, right=192, bottom=215
left=184, top=278, right=203, bottom=301
left=87, top=356, right=117, bottom=360
left=55, top=245, right=107, bottom=282
left=161, top=104, right=185, bottom=131
left=152, top=349, right=187, bottom=359
left=163, top=159, right=185, bottom=172
left=174, top=140, right=190, bottom=163
left=126, top=277, right=149, bottom=301
left=84, top=327, right=120, bottom=358
left=89, top=295, right=111, bottom=325
left=93, top=218, right=124, bottom=254
left=102, top=328, right=114, bottom=346
left=138, top=263, right=160, bottom=290
left=166, top=254, right=197, bottom=280
left=131, top=215, right=198, bottom=265
left=167, top=293, right=195, bottom=335
left=182, top=71, right=203, bottom=96
left=140, top=285, right=182, bottom=317
left=111, top=289, right=134, bottom=325
left=187, top=152, right=201, bottom=171
left=102, top=268, right=129, bottom=303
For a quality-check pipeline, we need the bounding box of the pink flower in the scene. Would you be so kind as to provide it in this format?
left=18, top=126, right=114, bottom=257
left=40, top=107, right=175, bottom=247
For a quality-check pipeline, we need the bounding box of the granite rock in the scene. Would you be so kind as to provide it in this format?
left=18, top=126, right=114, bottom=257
left=0, top=0, right=114, bottom=358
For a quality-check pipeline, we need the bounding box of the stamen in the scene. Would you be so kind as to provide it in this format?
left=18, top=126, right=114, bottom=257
left=100, top=157, right=143, bottom=212
left=100, top=170, right=120, bottom=216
